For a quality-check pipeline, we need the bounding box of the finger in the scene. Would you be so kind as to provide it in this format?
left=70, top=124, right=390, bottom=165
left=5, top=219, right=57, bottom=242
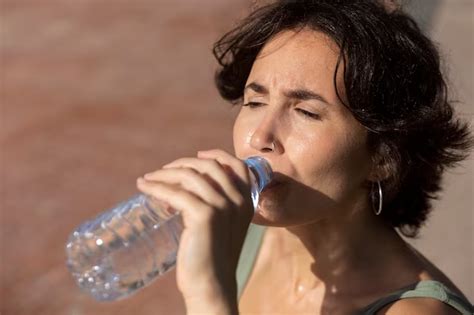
left=196, top=149, right=251, bottom=192
left=157, top=157, right=252, bottom=259
left=159, top=158, right=227, bottom=194
left=194, top=150, right=255, bottom=260
left=136, top=178, right=217, bottom=225
left=141, top=168, right=232, bottom=211
left=157, top=157, right=248, bottom=209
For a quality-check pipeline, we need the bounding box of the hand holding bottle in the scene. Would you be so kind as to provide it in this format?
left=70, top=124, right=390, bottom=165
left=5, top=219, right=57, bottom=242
left=136, top=149, right=255, bottom=313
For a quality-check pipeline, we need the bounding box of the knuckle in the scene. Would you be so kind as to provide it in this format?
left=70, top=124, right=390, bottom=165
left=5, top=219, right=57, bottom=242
left=181, top=167, right=199, bottom=178
left=176, top=169, right=202, bottom=187
left=206, top=158, right=221, bottom=169
left=234, top=195, right=246, bottom=207
left=215, top=196, right=230, bottom=209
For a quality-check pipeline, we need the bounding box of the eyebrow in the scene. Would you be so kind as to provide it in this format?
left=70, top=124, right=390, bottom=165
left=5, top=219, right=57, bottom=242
left=244, top=82, right=330, bottom=104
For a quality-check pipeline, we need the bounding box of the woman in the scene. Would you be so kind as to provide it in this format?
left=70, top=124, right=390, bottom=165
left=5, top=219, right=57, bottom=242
left=137, top=1, right=473, bottom=314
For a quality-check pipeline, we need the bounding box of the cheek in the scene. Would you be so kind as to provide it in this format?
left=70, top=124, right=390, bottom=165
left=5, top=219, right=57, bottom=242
left=297, top=124, right=371, bottom=196
left=232, top=113, right=249, bottom=159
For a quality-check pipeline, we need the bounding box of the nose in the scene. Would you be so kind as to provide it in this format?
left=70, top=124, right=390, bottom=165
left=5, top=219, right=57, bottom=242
left=249, top=113, right=281, bottom=154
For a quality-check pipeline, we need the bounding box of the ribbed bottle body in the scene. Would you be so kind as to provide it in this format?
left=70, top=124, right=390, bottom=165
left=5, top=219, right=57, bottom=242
left=66, top=194, right=183, bottom=301
left=66, top=156, right=272, bottom=301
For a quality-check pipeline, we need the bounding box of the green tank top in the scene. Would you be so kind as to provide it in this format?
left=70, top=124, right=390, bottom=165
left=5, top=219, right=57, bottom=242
left=236, top=224, right=473, bottom=315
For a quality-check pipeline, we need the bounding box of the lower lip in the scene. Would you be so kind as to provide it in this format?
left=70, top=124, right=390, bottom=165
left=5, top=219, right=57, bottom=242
left=263, top=182, right=284, bottom=192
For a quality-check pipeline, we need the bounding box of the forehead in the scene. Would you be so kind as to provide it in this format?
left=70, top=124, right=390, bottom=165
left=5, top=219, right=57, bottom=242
left=259, top=28, right=340, bottom=59
left=248, top=28, right=342, bottom=90
left=255, top=28, right=339, bottom=71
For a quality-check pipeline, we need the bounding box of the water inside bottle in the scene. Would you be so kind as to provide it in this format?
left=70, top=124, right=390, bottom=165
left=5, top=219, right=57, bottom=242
left=66, top=156, right=273, bottom=301
left=66, top=195, right=183, bottom=301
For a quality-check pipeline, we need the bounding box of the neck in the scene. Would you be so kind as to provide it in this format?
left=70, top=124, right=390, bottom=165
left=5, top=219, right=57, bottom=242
left=264, top=205, right=416, bottom=297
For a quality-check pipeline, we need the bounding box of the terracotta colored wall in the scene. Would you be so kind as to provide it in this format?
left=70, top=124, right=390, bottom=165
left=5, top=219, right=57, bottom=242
left=1, top=1, right=472, bottom=314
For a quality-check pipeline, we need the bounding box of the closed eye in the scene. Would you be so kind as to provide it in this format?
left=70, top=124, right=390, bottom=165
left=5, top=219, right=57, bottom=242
left=296, top=108, right=320, bottom=120
left=242, top=101, right=264, bottom=108
left=242, top=102, right=320, bottom=120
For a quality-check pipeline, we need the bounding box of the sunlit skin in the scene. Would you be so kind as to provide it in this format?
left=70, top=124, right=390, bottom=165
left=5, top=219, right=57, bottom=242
left=233, top=28, right=436, bottom=313
left=234, top=30, right=402, bottom=307
left=234, top=29, right=374, bottom=226
left=137, top=28, right=463, bottom=315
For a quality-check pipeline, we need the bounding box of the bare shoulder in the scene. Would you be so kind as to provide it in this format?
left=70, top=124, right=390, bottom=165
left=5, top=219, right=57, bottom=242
left=401, top=243, right=467, bottom=297
left=376, top=298, right=462, bottom=315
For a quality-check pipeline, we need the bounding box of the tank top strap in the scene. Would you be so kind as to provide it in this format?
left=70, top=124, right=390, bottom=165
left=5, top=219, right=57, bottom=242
left=236, top=223, right=267, bottom=301
left=360, top=280, right=473, bottom=315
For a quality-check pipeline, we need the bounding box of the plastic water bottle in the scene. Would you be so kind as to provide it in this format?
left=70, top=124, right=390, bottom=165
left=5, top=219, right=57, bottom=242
left=65, top=156, right=273, bottom=301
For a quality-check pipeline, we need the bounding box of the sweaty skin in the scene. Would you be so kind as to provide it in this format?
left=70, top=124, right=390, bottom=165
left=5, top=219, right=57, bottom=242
left=233, top=29, right=461, bottom=314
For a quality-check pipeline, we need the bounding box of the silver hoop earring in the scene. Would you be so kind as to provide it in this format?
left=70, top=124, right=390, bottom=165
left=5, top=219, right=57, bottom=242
left=372, top=181, right=383, bottom=216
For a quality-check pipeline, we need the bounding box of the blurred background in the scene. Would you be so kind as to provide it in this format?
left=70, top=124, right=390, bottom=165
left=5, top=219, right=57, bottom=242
left=1, top=0, right=472, bottom=314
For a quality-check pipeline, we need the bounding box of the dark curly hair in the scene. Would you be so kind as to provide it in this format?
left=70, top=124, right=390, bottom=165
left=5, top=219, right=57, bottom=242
left=212, top=0, right=473, bottom=237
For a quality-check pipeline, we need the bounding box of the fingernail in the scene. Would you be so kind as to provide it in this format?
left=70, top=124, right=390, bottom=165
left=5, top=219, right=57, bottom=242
left=137, top=177, right=146, bottom=183
left=144, top=173, right=153, bottom=179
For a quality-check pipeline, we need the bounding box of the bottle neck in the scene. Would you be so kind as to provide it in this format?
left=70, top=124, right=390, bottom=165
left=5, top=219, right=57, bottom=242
left=244, top=157, right=273, bottom=210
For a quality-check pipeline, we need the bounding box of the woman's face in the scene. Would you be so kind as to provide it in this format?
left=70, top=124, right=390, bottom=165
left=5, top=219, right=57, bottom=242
left=233, top=29, right=374, bottom=227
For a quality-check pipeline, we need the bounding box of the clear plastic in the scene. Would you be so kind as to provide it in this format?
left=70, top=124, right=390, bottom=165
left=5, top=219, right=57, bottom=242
left=65, top=156, right=273, bottom=301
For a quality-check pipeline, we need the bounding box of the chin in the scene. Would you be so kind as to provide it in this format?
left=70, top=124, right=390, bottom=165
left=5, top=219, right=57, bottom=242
left=251, top=195, right=332, bottom=228
left=250, top=203, right=294, bottom=227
